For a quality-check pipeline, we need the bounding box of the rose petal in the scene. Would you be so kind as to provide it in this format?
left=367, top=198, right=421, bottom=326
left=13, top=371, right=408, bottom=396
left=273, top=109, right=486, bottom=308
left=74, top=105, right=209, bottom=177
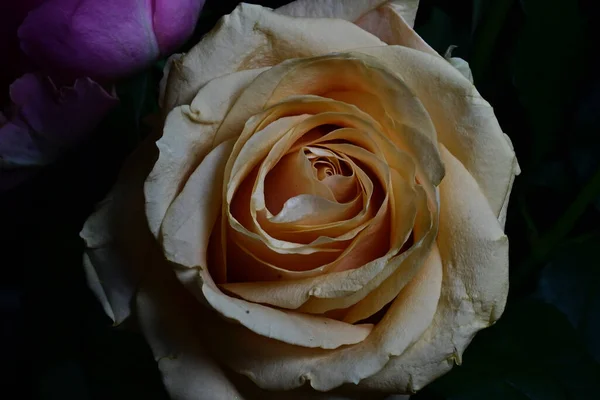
left=259, top=148, right=372, bottom=245
left=162, top=3, right=384, bottom=110
left=498, top=134, right=521, bottom=229
left=276, top=0, right=389, bottom=21
left=137, top=253, right=402, bottom=399
left=198, top=278, right=373, bottom=350
left=297, top=179, right=433, bottom=315
left=342, top=220, right=438, bottom=323
left=158, top=53, right=184, bottom=111
left=160, top=139, right=236, bottom=270
left=444, top=46, right=473, bottom=83
left=354, top=46, right=519, bottom=217
left=355, top=1, right=437, bottom=55
left=80, top=138, right=159, bottom=324
left=145, top=68, right=268, bottom=237
left=136, top=265, right=246, bottom=400
left=268, top=194, right=363, bottom=225
left=357, top=144, right=509, bottom=392
left=264, top=150, right=339, bottom=212
left=213, top=234, right=442, bottom=391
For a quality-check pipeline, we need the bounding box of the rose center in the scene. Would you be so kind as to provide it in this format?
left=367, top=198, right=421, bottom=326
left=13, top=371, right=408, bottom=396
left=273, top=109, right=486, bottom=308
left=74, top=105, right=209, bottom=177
left=305, top=147, right=353, bottom=180
left=313, top=159, right=336, bottom=180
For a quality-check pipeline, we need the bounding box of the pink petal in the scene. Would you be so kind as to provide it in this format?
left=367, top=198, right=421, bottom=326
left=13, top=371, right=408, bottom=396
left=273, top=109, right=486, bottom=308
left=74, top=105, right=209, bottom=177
left=0, top=73, right=118, bottom=190
left=152, top=0, right=205, bottom=55
left=18, top=0, right=160, bottom=80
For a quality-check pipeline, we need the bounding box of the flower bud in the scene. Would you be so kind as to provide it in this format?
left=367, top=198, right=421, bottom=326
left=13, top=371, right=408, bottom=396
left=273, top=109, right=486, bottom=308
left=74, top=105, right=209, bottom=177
left=18, top=0, right=205, bottom=80
left=0, top=73, right=118, bottom=191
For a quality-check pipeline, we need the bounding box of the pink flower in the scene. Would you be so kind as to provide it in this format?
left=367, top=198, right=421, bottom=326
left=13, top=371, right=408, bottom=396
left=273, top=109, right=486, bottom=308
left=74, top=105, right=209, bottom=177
left=18, top=0, right=205, bottom=80
left=0, top=73, right=118, bottom=191
left=0, top=1, right=45, bottom=95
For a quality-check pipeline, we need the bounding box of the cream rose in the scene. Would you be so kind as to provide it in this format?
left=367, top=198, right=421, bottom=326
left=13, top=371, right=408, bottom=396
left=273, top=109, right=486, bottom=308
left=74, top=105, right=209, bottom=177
left=81, top=1, right=520, bottom=399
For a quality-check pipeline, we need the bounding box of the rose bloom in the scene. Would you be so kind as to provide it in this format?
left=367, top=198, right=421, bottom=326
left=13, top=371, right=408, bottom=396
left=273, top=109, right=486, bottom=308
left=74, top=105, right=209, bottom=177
left=81, top=1, right=520, bottom=399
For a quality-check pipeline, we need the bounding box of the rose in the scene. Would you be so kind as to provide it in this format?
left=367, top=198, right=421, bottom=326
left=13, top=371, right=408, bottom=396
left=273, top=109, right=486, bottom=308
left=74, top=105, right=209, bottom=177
left=81, top=1, right=520, bottom=398
left=18, top=0, right=206, bottom=80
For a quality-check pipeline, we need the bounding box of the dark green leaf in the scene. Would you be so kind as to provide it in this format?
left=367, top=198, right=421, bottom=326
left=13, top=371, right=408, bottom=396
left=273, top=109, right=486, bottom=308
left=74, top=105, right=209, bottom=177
left=111, top=68, right=162, bottom=146
left=468, top=0, right=515, bottom=81
left=416, top=299, right=600, bottom=400
left=38, top=361, right=91, bottom=400
left=513, top=0, right=588, bottom=167
left=535, top=234, right=600, bottom=364
left=415, top=2, right=472, bottom=57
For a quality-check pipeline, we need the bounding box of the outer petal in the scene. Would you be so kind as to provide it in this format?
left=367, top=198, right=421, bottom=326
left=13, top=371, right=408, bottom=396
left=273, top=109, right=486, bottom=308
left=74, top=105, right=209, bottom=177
left=158, top=53, right=184, bottom=111
left=276, top=0, right=420, bottom=31
left=211, top=238, right=442, bottom=392
left=162, top=3, right=384, bottom=111
left=145, top=68, right=268, bottom=236
left=137, top=254, right=402, bottom=400
left=152, top=0, right=205, bottom=55
left=80, top=138, right=159, bottom=324
left=160, top=139, right=235, bottom=270
left=19, top=0, right=160, bottom=79
left=81, top=141, right=243, bottom=398
left=444, top=46, right=473, bottom=83
left=276, top=0, right=388, bottom=21
left=353, top=46, right=519, bottom=217
left=136, top=260, right=246, bottom=400
left=358, top=145, right=509, bottom=392
left=498, top=134, right=521, bottom=229
left=354, top=1, right=436, bottom=56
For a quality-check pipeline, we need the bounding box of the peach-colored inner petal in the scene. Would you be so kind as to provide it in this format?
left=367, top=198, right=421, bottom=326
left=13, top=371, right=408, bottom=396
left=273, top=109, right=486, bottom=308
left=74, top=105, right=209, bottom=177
left=196, top=55, right=443, bottom=328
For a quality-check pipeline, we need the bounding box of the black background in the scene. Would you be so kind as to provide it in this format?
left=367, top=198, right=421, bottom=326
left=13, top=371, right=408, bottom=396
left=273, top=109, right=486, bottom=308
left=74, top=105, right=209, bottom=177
left=1, top=0, right=599, bottom=399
